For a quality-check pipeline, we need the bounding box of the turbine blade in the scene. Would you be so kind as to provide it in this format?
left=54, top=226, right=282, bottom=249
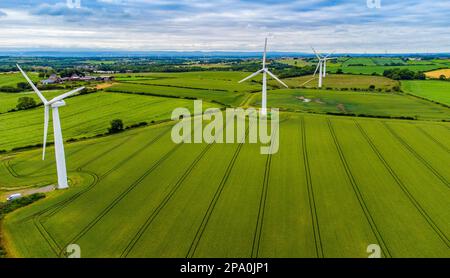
left=324, top=50, right=336, bottom=58
left=48, top=87, right=85, bottom=104
left=263, top=38, right=268, bottom=68
left=238, top=69, right=263, bottom=83
left=300, top=77, right=317, bottom=87
left=266, top=70, right=288, bottom=88
left=313, top=61, right=321, bottom=76
left=311, top=46, right=321, bottom=59
left=42, top=105, right=49, bottom=160
left=17, top=64, right=48, bottom=104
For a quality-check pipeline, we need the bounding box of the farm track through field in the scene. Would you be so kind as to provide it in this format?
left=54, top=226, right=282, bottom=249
left=382, top=122, right=449, bottom=188
left=327, top=119, right=391, bottom=258
left=33, top=212, right=61, bottom=256
left=58, top=132, right=178, bottom=253
left=240, top=93, right=256, bottom=107
left=251, top=125, right=278, bottom=258
left=186, top=129, right=249, bottom=258
left=355, top=122, right=450, bottom=248
left=41, top=135, right=134, bottom=219
left=45, top=131, right=169, bottom=220
left=4, top=159, right=20, bottom=178
left=301, top=117, right=323, bottom=258
left=20, top=170, right=100, bottom=224
left=414, top=125, right=450, bottom=154
left=25, top=141, right=100, bottom=177
left=19, top=128, right=168, bottom=255
left=121, top=143, right=214, bottom=257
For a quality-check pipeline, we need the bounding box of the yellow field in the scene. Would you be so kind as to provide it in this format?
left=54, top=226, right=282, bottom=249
left=425, top=68, right=450, bottom=78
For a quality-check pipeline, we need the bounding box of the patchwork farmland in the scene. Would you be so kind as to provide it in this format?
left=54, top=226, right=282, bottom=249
left=1, top=113, right=449, bottom=258
left=1, top=58, right=449, bottom=258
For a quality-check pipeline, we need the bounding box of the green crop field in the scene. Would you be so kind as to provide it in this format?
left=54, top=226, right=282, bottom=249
left=0, top=72, right=40, bottom=89
left=251, top=88, right=450, bottom=120
left=0, top=90, right=64, bottom=114
left=331, top=65, right=442, bottom=75
left=0, top=91, right=221, bottom=151
left=115, top=71, right=260, bottom=92
left=402, top=80, right=450, bottom=106
left=1, top=66, right=450, bottom=259
left=2, top=114, right=449, bottom=258
left=278, top=74, right=399, bottom=90
left=278, top=58, right=312, bottom=67
left=106, top=83, right=246, bottom=106
left=107, top=71, right=265, bottom=107
left=342, top=57, right=377, bottom=66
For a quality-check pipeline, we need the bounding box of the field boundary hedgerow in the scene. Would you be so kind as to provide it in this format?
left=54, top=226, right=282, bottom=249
left=355, top=121, right=450, bottom=248
left=301, top=117, right=323, bottom=258
left=382, top=122, right=449, bottom=188
left=403, top=92, right=450, bottom=109
left=327, top=119, right=392, bottom=258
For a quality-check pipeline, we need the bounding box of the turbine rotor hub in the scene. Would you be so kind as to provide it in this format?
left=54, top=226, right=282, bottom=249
left=51, top=100, right=66, bottom=108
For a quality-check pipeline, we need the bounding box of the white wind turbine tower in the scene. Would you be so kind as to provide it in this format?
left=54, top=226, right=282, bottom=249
left=239, top=38, right=288, bottom=116
left=310, top=47, right=336, bottom=88
left=17, top=64, right=85, bottom=189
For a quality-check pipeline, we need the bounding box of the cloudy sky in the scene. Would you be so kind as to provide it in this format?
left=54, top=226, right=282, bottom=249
left=0, top=0, right=449, bottom=53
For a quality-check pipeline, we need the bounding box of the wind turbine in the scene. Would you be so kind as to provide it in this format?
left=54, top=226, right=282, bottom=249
left=238, top=38, right=288, bottom=115
left=310, top=48, right=336, bottom=88
left=17, top=64, right=85, bottom=189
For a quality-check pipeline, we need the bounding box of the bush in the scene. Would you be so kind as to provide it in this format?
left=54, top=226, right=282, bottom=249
left=125, top=122, right=148, bottom=130
left=383, top=68, right=426, bottom=80
left=107, top=119, right=124, bottom=134
left=16, top=97, right=37, bottom=110
left=0, top=193, right=46, bottom=216
left=336, top=69, right=343, bottom=74
left=17, top=82, right=31, bottom=90
left=0, top=86, right=21, bottom=93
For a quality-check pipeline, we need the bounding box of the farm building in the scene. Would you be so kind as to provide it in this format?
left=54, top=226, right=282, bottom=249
left=41, top=74, right=61, bottom=84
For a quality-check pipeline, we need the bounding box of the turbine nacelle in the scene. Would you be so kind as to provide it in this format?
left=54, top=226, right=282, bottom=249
left=50, top=100, right=66, bottom=108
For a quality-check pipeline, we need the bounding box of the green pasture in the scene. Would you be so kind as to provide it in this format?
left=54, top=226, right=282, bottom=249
left=0, top=91, right=220, bottom=151
left=251, top=89, right=450, bottom=121
left=402, top=80, right=450, bottom=106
